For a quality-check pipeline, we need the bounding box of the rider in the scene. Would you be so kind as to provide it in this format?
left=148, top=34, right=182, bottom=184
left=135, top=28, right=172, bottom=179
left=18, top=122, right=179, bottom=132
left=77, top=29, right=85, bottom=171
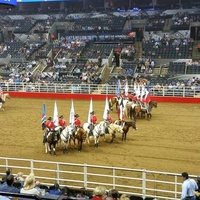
left=104, top=110, right=113, bottom=134
left=58, top=115, right=67, bottom=130
left=46, top=117, right=55, bottom=132
left=89, top=111, right=97, bottom=136
left=74, top=114, right=82, bottom=128
left=43, top=117, right=54, bottom=144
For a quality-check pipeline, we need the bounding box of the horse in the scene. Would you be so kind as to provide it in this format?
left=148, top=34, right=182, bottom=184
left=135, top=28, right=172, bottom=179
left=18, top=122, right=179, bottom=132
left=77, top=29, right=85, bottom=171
left=129, top=103, right=141, bottom=120
left=108, top=123, right=124, bottom=144
left=149, top=101, right=157, bottom=109
left=140, top=101, right=157, bottom=120
left=60, top=126, right=73, bottom=154
left=0, top=93, right=10, bottom=111
left=92, top=122, right=106, bottom=148
left=114, top=120, right=137, bottom=141
left=45, top=127, right=60, bottom=156
left=109, top=97, right=119, bottom=111
left=83, top=122, right=92, bottom=144
left=73, top=127, right=87, bottom=152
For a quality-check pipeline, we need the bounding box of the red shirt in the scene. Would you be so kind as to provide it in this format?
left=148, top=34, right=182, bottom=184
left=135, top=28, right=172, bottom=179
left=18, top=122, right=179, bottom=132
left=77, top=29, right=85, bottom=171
left=91, top=115, right=97, bottom=124
left=74, top=117, right=81, bottom=127
left=58, top=119, right=67, bottom=127
left=46, top=120, right=55, bottom=130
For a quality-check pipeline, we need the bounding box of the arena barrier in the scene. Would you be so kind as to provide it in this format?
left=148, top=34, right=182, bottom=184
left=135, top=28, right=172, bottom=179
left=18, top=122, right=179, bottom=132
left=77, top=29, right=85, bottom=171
left=1, top=82, right=200, bottom=103
left=5, top=91, right=200, bottom=103
left=0, top=156, right=197, bottom=200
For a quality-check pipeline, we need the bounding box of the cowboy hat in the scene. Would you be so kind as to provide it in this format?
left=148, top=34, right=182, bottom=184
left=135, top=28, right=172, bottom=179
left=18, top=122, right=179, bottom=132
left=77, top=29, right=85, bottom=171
left=74, top=114, right=79, bottom=118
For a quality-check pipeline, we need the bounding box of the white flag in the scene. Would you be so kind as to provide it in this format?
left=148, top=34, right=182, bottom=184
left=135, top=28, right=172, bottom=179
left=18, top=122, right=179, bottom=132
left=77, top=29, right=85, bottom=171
left=69, top=100, right=75, bottom=125
left=103, top=97, right=109, bottom=120
left=53, top=101, right=59, bottom=127
left=87, top=98, right=93, bottom=123
left=124, top=80, right=129, bottom=97
left=140, top=85, right=145, bottom=101
left=119, top=105, right=123, bottom=120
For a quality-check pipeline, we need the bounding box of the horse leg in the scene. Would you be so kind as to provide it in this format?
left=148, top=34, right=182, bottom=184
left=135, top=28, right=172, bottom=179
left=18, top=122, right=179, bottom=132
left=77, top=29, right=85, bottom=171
left=122, top=133, right=124, bottom=141
left=53, top=144, right=56, bottom=156
left=45, top=143, right=48, bottom=153
left=147, top=113, right=152, bottom=120
left=78, top=141, right=82, bottom=152
left=110, top=134, right=114, bottom=144
left=74, top=138, right=77, bottom=149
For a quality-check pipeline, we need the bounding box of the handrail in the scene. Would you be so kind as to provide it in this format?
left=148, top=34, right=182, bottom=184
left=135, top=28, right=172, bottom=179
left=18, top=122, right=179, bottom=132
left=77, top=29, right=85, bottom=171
left=1, top=82, right=200, bottom=97
left=0, top=157, right=197, bottom=200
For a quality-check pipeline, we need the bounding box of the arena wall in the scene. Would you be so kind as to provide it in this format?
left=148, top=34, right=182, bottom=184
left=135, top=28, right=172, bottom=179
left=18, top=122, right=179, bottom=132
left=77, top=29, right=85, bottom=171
left=7, top=91, right=200, bottom=103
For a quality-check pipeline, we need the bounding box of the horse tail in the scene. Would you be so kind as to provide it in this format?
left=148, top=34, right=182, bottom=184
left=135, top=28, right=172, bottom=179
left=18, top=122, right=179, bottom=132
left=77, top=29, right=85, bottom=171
left=130, top=106, right=136, bottom=121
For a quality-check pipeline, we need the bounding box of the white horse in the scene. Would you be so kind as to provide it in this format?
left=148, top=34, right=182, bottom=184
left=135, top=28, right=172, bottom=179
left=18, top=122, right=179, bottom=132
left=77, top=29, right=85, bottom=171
left=92, top=122, right=106, bottom=148
left=60, top=125, right=74, bottom=154
left=0, top=93, right=10, bottom=111
left=83, top=122, right=93, bottom=144
left=108, top=123, right=124, bottom=144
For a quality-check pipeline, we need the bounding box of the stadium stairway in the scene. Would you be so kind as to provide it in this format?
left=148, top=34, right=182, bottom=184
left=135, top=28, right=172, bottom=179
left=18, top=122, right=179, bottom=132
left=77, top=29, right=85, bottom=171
left=163, top=18, right=172, bottom=32
left=135, top=41, right=143, bottom=58
left=192, top=40, right=200, bottom=60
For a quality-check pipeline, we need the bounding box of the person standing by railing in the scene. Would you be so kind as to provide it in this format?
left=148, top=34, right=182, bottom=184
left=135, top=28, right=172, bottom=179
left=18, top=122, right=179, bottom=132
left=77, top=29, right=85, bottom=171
left=181, top=172, right=198, bottom=200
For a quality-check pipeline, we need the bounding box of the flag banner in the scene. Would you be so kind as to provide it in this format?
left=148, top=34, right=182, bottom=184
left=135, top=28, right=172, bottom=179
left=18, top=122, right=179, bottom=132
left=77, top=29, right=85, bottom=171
left=140, top=85, right=145, bottom=101
left=116, top=80, right=121, bottom=97
left=87, top=98, right=93, bottom=123
left=124, top=80, right=129, bottom=97
left=136, top=84, right=140, bottom=97
left=103, top=97, right=109, bottom=120
left=53, top=101, right=59, bottom=127
left=41, top=104, right=46, bottom=124
left=69, top=100, right=75, bottom=125
left=0, top=83, right=3, bottom=96
left=119, top=105, right=123, bottom=120
left=134, top=83, right=137, bottom=93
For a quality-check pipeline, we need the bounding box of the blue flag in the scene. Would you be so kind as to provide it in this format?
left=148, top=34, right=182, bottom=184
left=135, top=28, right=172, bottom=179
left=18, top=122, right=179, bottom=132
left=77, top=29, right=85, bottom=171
left=41, top=104, right=46, bottom=125
left=117, top=80, right=121, bottom=97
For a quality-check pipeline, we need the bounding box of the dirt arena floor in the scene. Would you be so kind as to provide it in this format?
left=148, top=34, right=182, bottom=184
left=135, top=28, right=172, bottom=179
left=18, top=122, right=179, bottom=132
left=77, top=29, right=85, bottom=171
left=1, top=98, right=200, bottom=176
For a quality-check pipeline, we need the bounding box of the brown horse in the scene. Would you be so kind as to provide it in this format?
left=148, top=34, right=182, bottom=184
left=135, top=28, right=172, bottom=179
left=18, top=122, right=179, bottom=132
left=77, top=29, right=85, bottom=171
left=114, top=120, right=137, bottom=141
left=109, top=97, right=119, bottom=111
left=149, top=101, right=158, bottom=109
left=45, top=130, right=60, bottom=156
left=73, top=127, right=87, bottom=152
left=129, top=103, right=141, bottom=120
left=140, top=101, right=157, bottom=120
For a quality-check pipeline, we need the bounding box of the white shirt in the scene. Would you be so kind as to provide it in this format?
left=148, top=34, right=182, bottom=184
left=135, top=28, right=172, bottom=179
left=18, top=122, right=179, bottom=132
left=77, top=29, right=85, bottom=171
left=181, top=178, right=198, bottom=200
left=20, top=187, right=40, bottom=196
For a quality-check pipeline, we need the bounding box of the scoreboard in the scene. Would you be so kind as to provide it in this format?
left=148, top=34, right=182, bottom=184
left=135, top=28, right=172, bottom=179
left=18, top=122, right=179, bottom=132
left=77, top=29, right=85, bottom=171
left=0, top=0, right=17, bottom=8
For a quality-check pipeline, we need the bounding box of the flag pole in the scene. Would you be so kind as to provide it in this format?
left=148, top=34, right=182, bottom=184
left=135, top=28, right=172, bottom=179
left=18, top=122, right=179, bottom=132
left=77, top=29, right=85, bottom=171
left=53, top=101, right=59, bottom=127
left=88, top=98, right=93, bottom=123
left=69, top=99, right=75, bottom=125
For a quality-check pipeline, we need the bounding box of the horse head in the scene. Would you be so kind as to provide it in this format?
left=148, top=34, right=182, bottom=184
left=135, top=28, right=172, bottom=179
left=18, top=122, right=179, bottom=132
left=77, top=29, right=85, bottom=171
left=53, top=130, right=60, bottom=142
left=149, top=101, right=157, bottom=108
